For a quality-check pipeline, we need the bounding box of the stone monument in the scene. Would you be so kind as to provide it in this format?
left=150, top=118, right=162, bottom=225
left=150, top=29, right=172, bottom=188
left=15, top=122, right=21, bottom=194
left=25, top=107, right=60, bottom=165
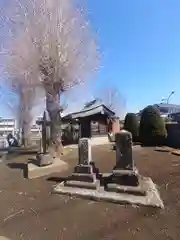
left=115, top=130, right=134, bottom=170
left=53, top=132, right=164, bottom=208
left=106, top=130, right=144, bottom=194
left=64, top=138, right=99, bottom=189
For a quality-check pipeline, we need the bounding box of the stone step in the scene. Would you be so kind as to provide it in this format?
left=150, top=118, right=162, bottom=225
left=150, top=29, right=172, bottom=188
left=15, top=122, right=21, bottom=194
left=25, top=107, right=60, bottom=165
left=74, top=164, right=93, bottom=174
left=112, top=168, right=139, bottom=176
left=69, top=173, right=96, bottom=183
left=106, top=183, right=146, bottom=196
left=64, top=180, right=100, bottom=190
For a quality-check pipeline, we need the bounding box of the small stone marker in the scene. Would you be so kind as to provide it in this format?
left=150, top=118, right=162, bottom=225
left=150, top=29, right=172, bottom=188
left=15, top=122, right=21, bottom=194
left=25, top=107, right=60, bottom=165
left=64, top=138, right=99, bottom=189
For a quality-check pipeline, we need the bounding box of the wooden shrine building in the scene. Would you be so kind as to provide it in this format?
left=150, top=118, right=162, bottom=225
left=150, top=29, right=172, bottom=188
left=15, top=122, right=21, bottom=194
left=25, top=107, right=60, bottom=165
left=62, top=100, right=120, bottom=139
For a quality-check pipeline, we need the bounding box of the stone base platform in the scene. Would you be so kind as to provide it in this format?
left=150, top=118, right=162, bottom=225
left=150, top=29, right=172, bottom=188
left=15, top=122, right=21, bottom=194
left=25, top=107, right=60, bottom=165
left=36, top=153, right=54, bottom=166
left=53, top=176, right=164, bottom=209
left=26, top=158, right=68, bottom=179
left=63, top=163, right=100, bottom=190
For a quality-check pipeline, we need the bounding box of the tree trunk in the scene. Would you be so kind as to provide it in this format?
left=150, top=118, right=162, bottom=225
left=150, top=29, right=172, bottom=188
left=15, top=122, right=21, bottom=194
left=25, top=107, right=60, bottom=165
left=45, top=82, right=63, bottom=158
left=18, top=91, right=33, bottom=148
left=21, top=120, right=31, bottom=147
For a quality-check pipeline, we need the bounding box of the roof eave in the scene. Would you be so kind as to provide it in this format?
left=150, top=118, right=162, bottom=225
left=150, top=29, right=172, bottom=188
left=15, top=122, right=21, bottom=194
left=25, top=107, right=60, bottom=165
left=63, top=104, right=115, bottom=120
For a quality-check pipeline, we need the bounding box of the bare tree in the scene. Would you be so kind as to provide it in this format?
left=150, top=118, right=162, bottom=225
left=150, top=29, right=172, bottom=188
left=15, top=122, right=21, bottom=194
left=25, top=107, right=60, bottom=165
left=98, top=87, right=126, bottom=117
left=1, top=0, right=99, bottom=155
left=0, top=81, right=41, bottom=146
left=0, top=82, right=31, bottom=145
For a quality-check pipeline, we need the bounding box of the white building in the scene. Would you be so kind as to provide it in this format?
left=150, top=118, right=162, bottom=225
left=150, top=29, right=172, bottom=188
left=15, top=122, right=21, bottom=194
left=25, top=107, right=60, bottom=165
left=0, top=118, right=16, bottom=148
left=0, top=118, right=16, bottom=136
left=0, top=117, right=42, bottom=148
left=0, top=117, right=41, bottom=138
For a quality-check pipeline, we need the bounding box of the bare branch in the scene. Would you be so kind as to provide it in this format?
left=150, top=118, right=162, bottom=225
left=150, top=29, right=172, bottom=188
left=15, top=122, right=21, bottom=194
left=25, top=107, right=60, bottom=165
left=0, top=0, right=99, bottom=148
left=98, top=87, right=126, bottom=117
left=1, top=0, right=99, bottom=91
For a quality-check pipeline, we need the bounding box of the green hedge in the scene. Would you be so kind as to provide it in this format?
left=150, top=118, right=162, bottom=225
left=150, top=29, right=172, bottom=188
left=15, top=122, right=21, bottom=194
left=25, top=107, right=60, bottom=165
left=139, top=105, right=167, bottom=146
left=124, top=113, right=139, bottom=142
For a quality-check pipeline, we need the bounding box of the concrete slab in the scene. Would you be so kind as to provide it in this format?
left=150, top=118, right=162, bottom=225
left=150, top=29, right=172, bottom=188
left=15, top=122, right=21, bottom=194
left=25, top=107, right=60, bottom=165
left=0, top=237, right=11, bottom=240
left=26, top=158, right=68, bottom=179
left=53, top=177, right=164, bottom=209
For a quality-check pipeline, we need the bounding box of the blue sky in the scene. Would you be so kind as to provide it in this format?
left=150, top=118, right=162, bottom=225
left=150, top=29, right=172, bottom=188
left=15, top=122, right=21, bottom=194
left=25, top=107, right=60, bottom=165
left=86, top=0, right=180, bottom=113
left=1, top=0, right=180, bottom=118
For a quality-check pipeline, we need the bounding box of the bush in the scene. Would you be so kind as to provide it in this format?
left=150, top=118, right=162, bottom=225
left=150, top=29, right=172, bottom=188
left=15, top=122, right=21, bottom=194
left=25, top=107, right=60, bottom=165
left=124, top=113, right=139, bottom=142
left=139, top=105, right=167, bottom=146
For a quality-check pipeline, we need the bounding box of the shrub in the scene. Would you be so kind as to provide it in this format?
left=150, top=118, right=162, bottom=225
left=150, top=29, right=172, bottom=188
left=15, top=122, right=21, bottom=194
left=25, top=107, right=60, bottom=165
left=139, top=105, right=167, bottom=146
left=124, top=113, right=139, bottom=142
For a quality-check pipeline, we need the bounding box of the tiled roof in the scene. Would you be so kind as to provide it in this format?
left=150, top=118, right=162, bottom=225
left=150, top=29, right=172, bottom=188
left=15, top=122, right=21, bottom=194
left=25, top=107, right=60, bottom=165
left=62, top=99, right=115, bottom=120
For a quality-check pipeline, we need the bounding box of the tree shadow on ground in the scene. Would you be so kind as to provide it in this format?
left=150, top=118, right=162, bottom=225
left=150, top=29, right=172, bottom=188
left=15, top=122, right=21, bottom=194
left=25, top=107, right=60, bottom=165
left=28, top=158, right=38, bottom=165
left=7, top=162, right=25, bottom=170
left=7, top=162, right=28, bottom=178
left=8, top=150, right=38, bottom=155
left=154, top=149, right=170, bottom=153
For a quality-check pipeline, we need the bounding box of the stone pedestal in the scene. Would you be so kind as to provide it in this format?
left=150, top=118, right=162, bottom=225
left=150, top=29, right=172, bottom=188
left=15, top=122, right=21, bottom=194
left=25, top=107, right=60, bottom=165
left=27, top=157, right=67, bottom=179
left=110, top=169, right=139, bottom=186
left=36, top=153, right=54, bottom=167
left=65, top=164, right=99, bottom=189
left=64, top=138, right=99, bottom=190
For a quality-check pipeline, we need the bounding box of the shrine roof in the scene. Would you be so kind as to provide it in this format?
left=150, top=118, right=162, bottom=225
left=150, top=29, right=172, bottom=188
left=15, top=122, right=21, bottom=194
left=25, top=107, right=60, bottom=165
left=62, top=100, right=115, bottom=120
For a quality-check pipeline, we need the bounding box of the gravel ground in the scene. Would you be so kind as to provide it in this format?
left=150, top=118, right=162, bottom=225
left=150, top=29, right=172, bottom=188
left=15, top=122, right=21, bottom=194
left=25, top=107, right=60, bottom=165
left=0, top=145, right=179, bottom=240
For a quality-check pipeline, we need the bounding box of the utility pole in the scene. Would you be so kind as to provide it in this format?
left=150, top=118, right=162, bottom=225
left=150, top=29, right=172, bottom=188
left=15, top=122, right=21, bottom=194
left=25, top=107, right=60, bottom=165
left=161, top=91, right=175, bottom=104
left=167, top=91, right=175, bottom=104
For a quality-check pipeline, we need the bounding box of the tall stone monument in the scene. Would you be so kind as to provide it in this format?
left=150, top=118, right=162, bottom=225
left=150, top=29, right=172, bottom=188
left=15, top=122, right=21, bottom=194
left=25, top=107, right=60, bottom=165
left=115, top=130, right=134, bottom=170
left=64, top=138, right=99, bottom=189
left=106, top=130, right=143, bottom=194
